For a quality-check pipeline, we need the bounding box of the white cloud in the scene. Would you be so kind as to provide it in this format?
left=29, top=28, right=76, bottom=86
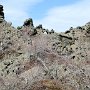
left=1, top=0, right=90, bottom=32
left=1, top=0, right=43, bottom=26
left=34, top=0, right=90, bottom=32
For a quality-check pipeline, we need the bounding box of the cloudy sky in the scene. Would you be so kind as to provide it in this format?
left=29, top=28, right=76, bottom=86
left=1, top=0, right=90, bottom=32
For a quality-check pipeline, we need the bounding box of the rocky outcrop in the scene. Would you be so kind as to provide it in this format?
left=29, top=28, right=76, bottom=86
left=0, top=5, right=4, bottom=22
left=0, top=5, right=90, bottom=90
left=23, top=18, right=33, bottom=27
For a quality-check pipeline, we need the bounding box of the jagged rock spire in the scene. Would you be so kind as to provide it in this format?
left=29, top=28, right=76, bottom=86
left=0, top=5, right=4, bottom=22
left=23, top=18, right=34, bottom=27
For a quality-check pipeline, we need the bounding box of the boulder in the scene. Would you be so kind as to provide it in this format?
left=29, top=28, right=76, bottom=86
left=23, top=18, right=33, bottom=27
left=36, top=24, right=42, bottom=29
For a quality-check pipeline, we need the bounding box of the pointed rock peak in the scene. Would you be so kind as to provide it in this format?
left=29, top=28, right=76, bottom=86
left=0, top=5, right=3, bottom=10
left=0, top=5, right=4, bottom=22
left=23, top=18, right=34, bottom=27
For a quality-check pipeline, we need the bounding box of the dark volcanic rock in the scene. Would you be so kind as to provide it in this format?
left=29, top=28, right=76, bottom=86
left=0, top=5, right=4, bottom=22
left=0, top=5, right=3, bottom=11
left=23, top=18, right=33, bottom=27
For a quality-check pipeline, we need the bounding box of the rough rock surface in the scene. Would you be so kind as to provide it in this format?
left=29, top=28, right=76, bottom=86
left=0, top=5, right=90, bottom=90
left=0, top=5, right=4, bottom=22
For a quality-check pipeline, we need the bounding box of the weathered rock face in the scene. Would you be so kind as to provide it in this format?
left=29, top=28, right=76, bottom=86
left=0, top=5, right=90, bottom=90
left=0, top=5, right=4, bottom=22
